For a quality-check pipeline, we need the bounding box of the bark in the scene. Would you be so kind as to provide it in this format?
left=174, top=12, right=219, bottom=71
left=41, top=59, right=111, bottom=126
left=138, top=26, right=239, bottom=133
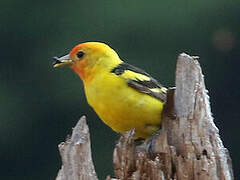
left=55, top=53, right=233, bottom=180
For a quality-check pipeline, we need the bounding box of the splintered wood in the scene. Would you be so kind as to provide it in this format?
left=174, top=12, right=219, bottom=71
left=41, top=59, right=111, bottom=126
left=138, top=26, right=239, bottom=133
left=55, top=53, right=233, bottom=180
left=56, top=116, right=98, bottom=180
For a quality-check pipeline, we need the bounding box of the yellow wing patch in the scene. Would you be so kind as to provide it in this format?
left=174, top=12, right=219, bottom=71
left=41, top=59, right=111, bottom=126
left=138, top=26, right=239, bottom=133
left=121, top=70, right=151, bottom=82
left=150, top=87, right=167, bottom=93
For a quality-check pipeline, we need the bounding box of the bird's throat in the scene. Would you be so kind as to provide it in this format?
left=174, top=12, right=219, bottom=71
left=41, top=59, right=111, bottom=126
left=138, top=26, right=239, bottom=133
left=71, top=61, right=95, bottom=83
left=71, top=61, right=86, bottom=80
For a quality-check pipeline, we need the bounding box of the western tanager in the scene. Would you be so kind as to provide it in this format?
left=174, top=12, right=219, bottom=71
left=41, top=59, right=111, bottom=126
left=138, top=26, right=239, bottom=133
left=53, top=42, right=167, bottom=139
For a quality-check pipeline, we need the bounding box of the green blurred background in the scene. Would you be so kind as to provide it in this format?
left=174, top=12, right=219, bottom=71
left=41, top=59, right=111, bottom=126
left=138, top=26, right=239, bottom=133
left=1, top=0, right=239, bottom=179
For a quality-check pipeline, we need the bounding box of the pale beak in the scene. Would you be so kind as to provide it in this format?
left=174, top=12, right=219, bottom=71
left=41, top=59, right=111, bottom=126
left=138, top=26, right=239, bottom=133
left=53, top=54, right=74, bottom=68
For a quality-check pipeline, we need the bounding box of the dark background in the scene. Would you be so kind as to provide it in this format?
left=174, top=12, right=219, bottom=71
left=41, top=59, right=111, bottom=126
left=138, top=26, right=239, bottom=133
left=1, top=0, right=239, bottom=179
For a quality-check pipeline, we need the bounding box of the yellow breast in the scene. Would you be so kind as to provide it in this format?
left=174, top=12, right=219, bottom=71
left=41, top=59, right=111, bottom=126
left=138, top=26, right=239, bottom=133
left=84, top=71, right=163, bottom=139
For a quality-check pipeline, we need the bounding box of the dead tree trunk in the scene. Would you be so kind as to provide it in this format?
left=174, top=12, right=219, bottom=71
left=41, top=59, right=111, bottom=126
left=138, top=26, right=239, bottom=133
left=55, top=53, right=233, bottom=180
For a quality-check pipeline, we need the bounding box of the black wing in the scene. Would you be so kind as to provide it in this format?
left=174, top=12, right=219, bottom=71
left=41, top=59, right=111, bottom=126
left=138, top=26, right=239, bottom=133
left=111, top=62, right=167, bottom=102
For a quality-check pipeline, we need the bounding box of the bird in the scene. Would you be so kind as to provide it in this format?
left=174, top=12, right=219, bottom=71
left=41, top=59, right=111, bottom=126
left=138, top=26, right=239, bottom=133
left=53, top=42, right=167, bottom=139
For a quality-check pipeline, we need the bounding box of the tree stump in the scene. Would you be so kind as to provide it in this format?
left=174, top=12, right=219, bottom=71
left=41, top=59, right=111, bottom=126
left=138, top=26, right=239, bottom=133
left=55, top=53, right=233, bottom=180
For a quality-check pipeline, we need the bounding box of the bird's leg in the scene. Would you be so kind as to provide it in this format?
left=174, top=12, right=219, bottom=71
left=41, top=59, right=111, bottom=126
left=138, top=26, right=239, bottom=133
left=144, top=128, right=162, bottom=157
left=134, top=128, right=162, bottom=157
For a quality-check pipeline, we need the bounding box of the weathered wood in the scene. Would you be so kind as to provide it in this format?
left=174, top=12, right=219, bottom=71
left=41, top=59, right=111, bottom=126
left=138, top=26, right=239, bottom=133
left=56, top=116, right=98, bottom=180
left=55, top=53, right=233, bottom=180
left=162, top=53, right=233, bottom=180
left=110, top=53, right=233, bottom=180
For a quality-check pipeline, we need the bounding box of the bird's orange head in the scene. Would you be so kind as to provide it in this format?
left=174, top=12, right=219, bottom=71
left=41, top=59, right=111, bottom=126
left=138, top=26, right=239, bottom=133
left=53, top=42, right=121, bottom=82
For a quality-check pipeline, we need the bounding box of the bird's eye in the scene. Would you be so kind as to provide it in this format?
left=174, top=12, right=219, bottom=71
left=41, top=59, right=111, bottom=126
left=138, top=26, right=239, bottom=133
left=77, top=51, right=85, bottom=59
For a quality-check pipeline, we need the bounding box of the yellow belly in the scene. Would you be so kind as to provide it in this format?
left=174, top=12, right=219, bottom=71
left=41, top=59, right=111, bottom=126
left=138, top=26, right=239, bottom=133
left=84, top=73, right=164, bottom=139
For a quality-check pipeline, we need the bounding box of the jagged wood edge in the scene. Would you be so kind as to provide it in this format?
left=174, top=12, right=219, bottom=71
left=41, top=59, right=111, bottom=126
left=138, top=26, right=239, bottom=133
left=56, top=116, right=98, bottom=180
